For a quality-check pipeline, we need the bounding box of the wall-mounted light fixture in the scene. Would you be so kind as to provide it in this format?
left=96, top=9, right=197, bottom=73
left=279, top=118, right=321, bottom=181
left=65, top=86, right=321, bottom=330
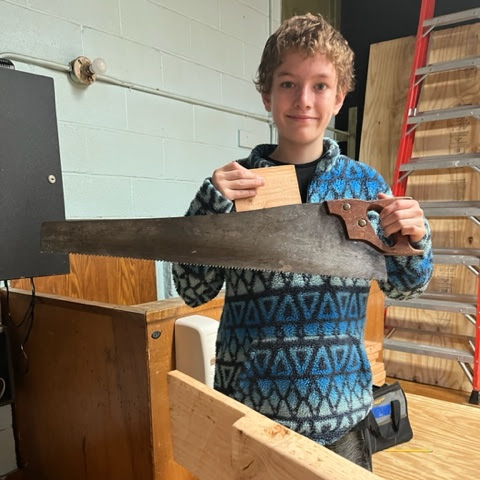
left=69, top=56, right=107, bottom=86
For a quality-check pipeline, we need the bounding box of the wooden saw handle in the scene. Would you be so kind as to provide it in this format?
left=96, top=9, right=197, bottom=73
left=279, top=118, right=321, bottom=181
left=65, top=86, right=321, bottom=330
left=326, top=198, right=424, bottom=256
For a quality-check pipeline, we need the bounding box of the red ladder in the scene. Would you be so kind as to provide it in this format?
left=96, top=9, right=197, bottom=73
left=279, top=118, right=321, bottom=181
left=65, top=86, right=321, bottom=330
left=388, top=0, right=480, bottom=404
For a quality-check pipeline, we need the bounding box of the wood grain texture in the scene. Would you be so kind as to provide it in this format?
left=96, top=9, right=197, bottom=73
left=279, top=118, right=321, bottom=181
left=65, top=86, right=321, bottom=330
left=361, top=24, right=479, bottom=390
left=373, top=393, right=480, bottom=480
left=359, top=36, right=416, bottom=184
left=168, top=370, right=383, bottom=480
left=1, top=289, right=224, bottom=480
left=3, top=290, right=152, bottom=480
left=234, top=165, right=301, bottom=212
left=11, top=254, right=157, bottom=306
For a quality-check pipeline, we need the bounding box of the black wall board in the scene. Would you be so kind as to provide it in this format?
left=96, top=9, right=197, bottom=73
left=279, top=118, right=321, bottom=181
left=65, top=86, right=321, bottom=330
left=0, top=67, right=70, bottom=280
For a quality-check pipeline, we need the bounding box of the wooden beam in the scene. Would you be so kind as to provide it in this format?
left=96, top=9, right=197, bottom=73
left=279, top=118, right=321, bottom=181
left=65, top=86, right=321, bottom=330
left=168, top=370, right=384, bottom=480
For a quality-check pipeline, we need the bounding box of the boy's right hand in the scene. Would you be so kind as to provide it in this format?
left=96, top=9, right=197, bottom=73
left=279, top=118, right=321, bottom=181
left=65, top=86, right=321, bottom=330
left=212, top=161, right=265, bottom=201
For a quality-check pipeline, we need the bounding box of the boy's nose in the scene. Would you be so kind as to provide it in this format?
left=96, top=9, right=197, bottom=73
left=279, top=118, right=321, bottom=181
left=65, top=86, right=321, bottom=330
left=294, top=86, right=312, bottom=108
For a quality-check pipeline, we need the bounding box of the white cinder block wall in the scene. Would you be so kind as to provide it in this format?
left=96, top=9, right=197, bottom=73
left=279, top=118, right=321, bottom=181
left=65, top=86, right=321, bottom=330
left=0, top=0, right=281, bottom=474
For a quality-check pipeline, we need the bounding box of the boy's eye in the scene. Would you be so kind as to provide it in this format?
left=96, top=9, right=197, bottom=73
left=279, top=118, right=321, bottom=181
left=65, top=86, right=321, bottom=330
left=316, top=83, right=327, bottom=91
left=280, top=81, right=295, bottom=88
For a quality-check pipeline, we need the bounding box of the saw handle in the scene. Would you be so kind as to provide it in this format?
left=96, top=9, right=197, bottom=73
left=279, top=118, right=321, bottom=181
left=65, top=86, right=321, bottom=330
left=326, top=198, right=424, bottom=256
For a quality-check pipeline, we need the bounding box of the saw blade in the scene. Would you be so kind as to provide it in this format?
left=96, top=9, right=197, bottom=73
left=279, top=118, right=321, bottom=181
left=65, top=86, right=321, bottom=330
left=41, top=203, right=388, bottom=280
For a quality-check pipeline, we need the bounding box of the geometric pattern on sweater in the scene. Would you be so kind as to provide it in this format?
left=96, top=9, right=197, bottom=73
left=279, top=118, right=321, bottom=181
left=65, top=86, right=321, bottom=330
left=172, top=138, right=434, bottom=445
left=214, top=272, right=373, bottom=445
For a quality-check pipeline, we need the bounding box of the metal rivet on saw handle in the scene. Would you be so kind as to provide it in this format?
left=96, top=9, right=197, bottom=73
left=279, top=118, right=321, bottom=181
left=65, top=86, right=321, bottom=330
left=358, top=219, right=367, bottom=227
left=342, top=203, right=351, bottom=211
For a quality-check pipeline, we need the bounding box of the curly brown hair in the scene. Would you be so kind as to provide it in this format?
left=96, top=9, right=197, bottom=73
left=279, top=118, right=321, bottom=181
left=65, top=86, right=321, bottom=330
left=254, top=13, right=355, bottom=95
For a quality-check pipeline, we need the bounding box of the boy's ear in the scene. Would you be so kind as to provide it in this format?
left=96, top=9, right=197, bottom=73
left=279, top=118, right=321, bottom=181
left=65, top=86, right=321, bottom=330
left=333, top=90, right=346, bottom=115
left=261, top=91, right=272, bottom=112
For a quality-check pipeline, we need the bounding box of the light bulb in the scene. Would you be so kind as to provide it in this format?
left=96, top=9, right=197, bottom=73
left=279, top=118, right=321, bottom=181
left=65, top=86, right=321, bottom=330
left=89, top=57, right=107, bottom=75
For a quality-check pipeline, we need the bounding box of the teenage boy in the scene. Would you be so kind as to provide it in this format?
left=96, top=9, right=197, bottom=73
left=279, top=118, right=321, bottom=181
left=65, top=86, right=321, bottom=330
left=173, top=13, right=433, bottom=470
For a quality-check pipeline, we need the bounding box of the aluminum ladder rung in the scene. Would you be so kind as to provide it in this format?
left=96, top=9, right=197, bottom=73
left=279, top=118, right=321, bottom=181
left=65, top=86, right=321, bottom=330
left=420, top=200, right=480, bottom=217
left=434, top=248, right=480, bottom=266
left=384, top=337, right=474, bottom=363
left=416, top=56, right=480, bottom=76
left=399, top=153, right=480, bottom=172
left=408, top=105, right=480, bottom=125
left=423, top=7, right=480, bottom=28
left=385, top=292, right=477, bottom=314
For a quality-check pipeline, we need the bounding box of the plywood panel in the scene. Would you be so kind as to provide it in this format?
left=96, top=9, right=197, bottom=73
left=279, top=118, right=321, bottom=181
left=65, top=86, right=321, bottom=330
left=360, top=24, right=479, bottom=391
left=373, top=393, right=480, bottom=480
left=359, top=36, right=416, bottom=184
left=11, top=254, right=157, bottom=305
left=3, top=291, right=153, bottom=480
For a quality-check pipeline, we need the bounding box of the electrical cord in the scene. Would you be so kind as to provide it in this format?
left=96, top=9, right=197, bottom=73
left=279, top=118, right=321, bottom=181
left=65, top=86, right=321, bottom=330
left=2, top=278, right=36, bottom=373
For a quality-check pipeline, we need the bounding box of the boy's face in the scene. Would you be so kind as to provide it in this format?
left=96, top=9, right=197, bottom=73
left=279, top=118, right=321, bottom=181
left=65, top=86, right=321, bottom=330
left=261, top=49, right=345, bottom=161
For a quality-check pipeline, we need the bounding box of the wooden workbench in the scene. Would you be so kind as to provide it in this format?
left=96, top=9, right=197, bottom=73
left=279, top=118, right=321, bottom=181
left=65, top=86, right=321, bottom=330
left=374, top=393, right=480, bottom=479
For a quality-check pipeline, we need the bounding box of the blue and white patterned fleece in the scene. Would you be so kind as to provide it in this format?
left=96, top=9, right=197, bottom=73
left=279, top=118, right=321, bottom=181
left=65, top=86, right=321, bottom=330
left=172, top=138, right=433, bottom=445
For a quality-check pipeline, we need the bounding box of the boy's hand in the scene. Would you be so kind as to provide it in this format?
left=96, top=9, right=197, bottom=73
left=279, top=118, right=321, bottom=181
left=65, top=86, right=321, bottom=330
left=212, top=161, right=265, bottom=201
left=377, top=193, right=427, bottom=244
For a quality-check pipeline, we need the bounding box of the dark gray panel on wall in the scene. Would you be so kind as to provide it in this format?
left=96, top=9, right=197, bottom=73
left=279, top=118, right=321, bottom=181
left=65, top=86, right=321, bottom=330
left=0, top=67, right=69, bottom=280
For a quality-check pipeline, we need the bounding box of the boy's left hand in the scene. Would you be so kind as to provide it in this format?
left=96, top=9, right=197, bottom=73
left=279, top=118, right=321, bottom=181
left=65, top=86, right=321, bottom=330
left=377, top=193, right=427, bottom=244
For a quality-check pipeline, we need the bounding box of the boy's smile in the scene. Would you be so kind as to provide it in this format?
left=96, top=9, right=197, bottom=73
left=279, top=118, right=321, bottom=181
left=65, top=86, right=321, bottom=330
left=261, top=49, right=345, bottom=164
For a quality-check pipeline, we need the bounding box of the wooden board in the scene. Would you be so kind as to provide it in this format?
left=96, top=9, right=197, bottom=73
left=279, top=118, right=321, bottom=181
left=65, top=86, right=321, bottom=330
left=234, top=165, right=301, bottom=211
left=360, top=24, right=479, bottom=391
left=169, top=370, right=480, bottom=480
left=168, top=370, right=384, bottom=480
left=3, top=290, right=154, bottom=480
left=373, top=393, right=480, bottom=480
left=11, top=254, right=157, bottom=306
left=2, top=288, right=224, bottom=480
left=359, top=36, right=416, bottom=184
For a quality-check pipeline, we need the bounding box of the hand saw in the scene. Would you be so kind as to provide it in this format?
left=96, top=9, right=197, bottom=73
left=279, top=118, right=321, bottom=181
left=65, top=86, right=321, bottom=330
left=41, top=198, right=423, bottom=281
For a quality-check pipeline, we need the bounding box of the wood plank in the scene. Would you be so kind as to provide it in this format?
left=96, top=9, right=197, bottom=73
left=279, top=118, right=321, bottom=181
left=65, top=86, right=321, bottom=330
left=359, top=35, right=416, bottom=184
left=234, top=165, right=301, bottom=211
left=168, top=370, right=383, bottom=480
left=232, top=413, right=379, bottom=480
left=373, top=393, right=480, bottom=480
left=11, top=254, right=157, bottom=306
left=3, top=290, right=153, bottom=480
left=145, top=299, right=223, bottom=480
left=360, top=24, right=479, bottom=391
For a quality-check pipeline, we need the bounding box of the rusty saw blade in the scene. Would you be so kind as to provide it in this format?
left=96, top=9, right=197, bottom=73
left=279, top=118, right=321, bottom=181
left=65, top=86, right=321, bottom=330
left=41, top=198, right=423, bottom=281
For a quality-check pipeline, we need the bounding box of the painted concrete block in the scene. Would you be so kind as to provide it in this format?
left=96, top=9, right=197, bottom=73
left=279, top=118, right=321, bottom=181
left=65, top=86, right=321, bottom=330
left=194, top=107, right=246, bottom=148
left=164, top=140, right=238, bottom=182
left=120, top=0, right=190, bottom=58
left=162, top=54, right=222, bottom=105
left=63, top=174, right=134, bottom=218
left=190, top=21, right=244, bottom=77
left=132, top=179, right=199, bottom=217
left=84, top=128, right=165, bottom=179
left=221, top=74, right=266, bottom=115
left=0, top=3, right=81, bottom=62
left=83, top=29, right=163, bottom=89
left=57, top=123, right=88, bottom=174
left=149, top=0, right=220, bottom=27
left=127, top=90, right=194, bottom=141
left=48, top=69, right=128, bottom=130
left=219, top=0, right=269, bottom=45
left=29, top=0, right=121, bottom=35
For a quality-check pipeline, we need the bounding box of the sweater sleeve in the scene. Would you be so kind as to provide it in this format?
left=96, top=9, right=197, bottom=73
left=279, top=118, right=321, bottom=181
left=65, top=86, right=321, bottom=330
left=368, top=211, right=434, bottom=300
left=359, top=163, right=434, bottom=300
left=172, top=178, right=234, bottom=307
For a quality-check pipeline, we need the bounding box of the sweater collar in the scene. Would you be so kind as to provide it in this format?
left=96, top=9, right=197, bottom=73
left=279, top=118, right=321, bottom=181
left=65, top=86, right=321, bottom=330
left=246, top=138, right=341, bottom=170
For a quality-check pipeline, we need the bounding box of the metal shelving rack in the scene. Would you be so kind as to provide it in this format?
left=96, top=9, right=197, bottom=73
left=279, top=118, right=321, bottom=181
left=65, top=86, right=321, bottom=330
left=387, top=1, right=480, bottom=404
